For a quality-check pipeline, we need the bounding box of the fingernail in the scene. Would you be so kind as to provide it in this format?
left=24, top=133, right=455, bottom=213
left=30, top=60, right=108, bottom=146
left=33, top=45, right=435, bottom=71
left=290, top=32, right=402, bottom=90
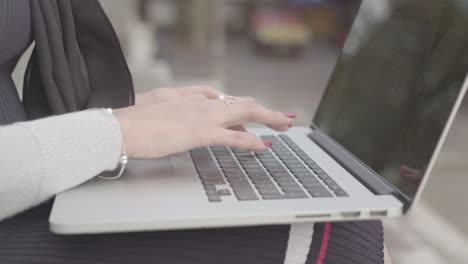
left=288, top=124, right=292, bottom=128
left=263, top=140, right=272, bottom=147
left=284, top=112, right=296, bottom=119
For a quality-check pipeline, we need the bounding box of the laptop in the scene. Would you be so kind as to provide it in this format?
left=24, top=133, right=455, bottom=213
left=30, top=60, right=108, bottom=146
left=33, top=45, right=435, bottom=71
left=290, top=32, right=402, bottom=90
left=50, top=0, right=468, bottom=234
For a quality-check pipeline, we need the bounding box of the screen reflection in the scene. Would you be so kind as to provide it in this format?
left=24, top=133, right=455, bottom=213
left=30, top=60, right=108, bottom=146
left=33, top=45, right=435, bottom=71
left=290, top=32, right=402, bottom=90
left=314, top=0, right=468, bottom=199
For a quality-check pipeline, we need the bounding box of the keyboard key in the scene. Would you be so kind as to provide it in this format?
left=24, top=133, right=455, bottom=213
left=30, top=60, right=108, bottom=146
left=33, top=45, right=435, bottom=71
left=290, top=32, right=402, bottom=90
left=218, top=189, right=231, bottom=196
left=258, top=189, right=282, bottom=195
left=270, top=172, right=290, bottom=177
left=203, top=184, right=217, bottom=191
left=308, top=189, right=333, bottom=198
left=199, top=174, right=222, bottom=180
left=277, top=181, right=300, bottom=188
left=227, top=177, right=248, bottom=183
left=283, top=192, right=308, bottom=199
left=282, top=186, right=304, bottom=193
left=245, top=168, right=266, bottom=174
left=273, top=176, right=294, bottom=182
left=208, top=195, right=222, bottom=202
left=262, top=162, right=283, bottom=168
left=199, top=172, right=222, bottom=177
left=240, top=160, right=259, bottom=165
left=295, top=173, right=315, bottom=178
left=298, top=177, right=321, bottom=184
left=257, top=156, right=276, bottom=161
left=323, top=178, right=336, bottom=185
left=335, top=190, right=349, bottom=197
left=302, top=182, right=325, bottom=189
left=328, top=184, right=342, bottom=191
left=308, top=164, right=320, bottom=169
left=251, top=178, right=273, bottom=184
left=290, top=168, right=310, bottom=174
left=214, top=154, right=234, bottom=159
left=223, top=168, right=241, bottom=173
left=218, top=160, right=239, bottom=168
left=266, top=167, right=288, bottom=173
left=248, top=172, right=269, bottom=178
left=191, top=153, right=219, bottom=173
left=262, top=194, right=286, bottom=200
left=233, top=191, right=259, bottom=201
left=233, top=183, right=255, bottom=191
left=230, top=181, right=251, bottom=188
left=236, top=153, right=255, bottom=157
left=255, top=183, right=277, bottom=189
left=317, top=173, right=331, bottom=180
left=261, top=135, right=279, bottom=141
left=231, top=148, right=249, bottom=153
left=202, top=179, right=225, bottom=185
left=206, top=190, right=218, bottom=196
left=220, top=165, right=240, bottom=170
left=278, top=135, right=292, bottom=140
left=283, top=160, right=302, bottom=165
left=312, top=168, right=324, bottom=174
left=242, top=164, right=263, bottom=169
left=217, top=159, right=236, bottom=164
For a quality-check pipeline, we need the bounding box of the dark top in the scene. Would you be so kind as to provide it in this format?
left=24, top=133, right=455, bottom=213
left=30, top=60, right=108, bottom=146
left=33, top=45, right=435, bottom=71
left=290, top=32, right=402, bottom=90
left=0, top=0, right=31, bottom=124
left=0, top=0, right=32, bottom=125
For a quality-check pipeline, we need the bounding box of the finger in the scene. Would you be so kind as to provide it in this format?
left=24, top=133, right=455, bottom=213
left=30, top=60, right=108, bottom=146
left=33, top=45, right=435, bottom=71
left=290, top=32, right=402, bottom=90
left=231, top=97, right=293, bottom=131
left=229, top=125, right=247, bottom=132
left=268, top=124, right=291, bottom=132
left=220, top=99, right=292, bottom=129
left=178, top=86, right=222, bottom=99
left=211, top=129, right=271, bottom=152
left=178, top=94, right=209, bottom=102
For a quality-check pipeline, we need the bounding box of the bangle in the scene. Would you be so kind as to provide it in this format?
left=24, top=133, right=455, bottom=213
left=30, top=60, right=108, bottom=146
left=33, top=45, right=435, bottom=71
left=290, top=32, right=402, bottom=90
left=97, top=108, right=129, bottom=180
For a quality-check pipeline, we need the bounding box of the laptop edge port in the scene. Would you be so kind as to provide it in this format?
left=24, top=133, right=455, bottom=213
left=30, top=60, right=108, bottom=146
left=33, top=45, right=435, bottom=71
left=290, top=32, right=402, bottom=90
left=370, top=210, right=388, bottom=217
left=341, top=211, right=361, bottom=218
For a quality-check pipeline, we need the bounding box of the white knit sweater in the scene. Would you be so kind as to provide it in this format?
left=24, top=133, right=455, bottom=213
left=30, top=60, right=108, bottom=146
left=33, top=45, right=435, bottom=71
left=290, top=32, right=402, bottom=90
left=0, top=109, right=313, bottom=264
left=0, top=109, right=122, bottom=220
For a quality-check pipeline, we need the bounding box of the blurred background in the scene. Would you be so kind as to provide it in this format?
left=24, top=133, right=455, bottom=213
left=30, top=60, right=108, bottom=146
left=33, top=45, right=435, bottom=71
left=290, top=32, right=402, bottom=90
left=13, top=0, right=468, bottom=263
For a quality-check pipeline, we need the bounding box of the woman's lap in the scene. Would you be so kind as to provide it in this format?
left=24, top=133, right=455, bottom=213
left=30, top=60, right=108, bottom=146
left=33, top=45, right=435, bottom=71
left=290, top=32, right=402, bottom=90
left=0, top=201, right=384, bottom=264
left=307, top=221, right=385, bottom=264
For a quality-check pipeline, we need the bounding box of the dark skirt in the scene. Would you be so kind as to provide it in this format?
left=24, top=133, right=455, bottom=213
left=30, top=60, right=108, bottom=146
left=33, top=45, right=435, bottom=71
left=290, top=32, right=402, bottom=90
left=0, top=201, right=384, bottom=264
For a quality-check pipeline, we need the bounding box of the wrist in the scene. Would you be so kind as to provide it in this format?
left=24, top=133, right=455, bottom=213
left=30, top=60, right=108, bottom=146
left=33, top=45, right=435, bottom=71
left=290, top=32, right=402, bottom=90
left=135, top=91, right=154, bottom=105
left=112, top=108, right=135, bottom=158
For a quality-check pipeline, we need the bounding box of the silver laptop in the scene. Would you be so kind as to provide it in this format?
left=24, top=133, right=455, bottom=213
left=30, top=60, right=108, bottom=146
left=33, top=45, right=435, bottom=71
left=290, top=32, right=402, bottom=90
left=50, top=0, right=468, bottom=234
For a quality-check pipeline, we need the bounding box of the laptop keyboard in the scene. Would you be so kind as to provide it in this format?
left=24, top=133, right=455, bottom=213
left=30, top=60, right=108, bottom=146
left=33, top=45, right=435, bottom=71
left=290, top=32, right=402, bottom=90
left=189, top=135, right=348, bottom=203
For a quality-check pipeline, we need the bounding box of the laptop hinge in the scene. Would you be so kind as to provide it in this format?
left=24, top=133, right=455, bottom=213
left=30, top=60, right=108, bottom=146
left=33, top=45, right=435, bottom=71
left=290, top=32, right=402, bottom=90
left=308, top=129, right=396, bottom=196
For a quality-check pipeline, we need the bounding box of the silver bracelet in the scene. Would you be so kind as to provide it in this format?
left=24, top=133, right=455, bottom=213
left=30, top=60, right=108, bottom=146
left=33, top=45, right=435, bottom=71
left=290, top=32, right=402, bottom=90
left=97, top=108, right=128, bottom=180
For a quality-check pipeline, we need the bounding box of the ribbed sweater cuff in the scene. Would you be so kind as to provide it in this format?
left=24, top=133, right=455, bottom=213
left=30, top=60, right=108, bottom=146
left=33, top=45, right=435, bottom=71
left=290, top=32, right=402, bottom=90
left=18, top=109, right=123, bottom=200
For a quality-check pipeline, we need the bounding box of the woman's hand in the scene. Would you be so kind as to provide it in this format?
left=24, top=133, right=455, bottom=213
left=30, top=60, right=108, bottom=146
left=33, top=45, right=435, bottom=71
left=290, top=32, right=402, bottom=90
left=135, top=86, right=222, bottom=105
left=114, top=95, right=295, bottom=158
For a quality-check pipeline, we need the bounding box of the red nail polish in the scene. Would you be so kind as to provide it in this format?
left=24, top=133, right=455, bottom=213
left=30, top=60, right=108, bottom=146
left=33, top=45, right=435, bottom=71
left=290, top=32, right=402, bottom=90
left=288, top=124, right=292, bottom=128
left=284, top=113, right=296, bottom=119
left=263, top=140, right=272, bottom=147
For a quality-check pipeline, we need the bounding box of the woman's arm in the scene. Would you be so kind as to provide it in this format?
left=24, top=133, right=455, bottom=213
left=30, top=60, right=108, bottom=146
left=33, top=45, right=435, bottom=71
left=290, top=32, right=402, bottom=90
left=0, top=94, right=293, bottom=221
left=0, top=109, right=122, bottom=221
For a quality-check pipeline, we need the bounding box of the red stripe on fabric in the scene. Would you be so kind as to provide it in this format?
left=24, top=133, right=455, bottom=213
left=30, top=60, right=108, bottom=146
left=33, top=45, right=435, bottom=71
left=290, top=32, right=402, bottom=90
left=316, top=223, right=331, bottom=264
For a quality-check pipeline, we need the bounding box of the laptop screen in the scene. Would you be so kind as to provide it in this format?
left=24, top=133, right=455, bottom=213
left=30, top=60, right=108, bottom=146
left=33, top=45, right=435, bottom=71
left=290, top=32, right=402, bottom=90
left=313, top=0, right=468, bottom=199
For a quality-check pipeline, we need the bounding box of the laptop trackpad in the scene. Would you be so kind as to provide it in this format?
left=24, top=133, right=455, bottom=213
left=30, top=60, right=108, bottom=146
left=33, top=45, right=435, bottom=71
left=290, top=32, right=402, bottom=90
left=120, top=158, right=175, bottom=180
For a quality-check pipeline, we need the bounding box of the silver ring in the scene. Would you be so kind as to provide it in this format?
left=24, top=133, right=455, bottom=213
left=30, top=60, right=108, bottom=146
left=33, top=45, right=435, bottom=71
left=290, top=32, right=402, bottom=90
left=218, top=94, right=237, bottom=106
